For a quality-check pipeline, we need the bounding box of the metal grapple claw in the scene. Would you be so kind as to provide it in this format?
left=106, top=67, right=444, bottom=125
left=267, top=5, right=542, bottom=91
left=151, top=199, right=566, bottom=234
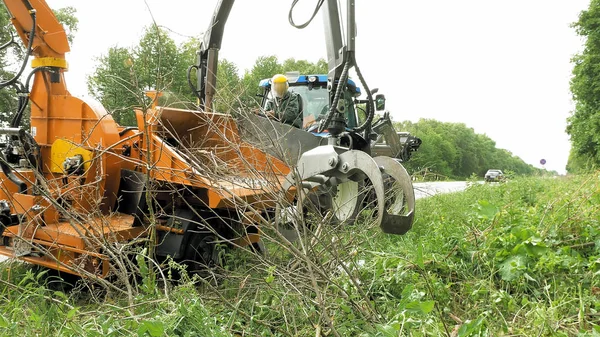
left=276, top=145, right=415, bottom=236
left=372, top=156, right=415, bottom=235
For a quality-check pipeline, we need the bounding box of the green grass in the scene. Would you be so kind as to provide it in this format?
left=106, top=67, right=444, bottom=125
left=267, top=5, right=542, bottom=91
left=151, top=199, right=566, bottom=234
left=1, top=175, right=599, bottom=336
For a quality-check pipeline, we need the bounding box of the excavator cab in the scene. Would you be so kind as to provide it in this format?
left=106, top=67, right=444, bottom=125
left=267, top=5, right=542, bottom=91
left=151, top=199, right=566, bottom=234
left=257, top=74, right=422, bottom=162
left=258, top=74, right=360, bottom=130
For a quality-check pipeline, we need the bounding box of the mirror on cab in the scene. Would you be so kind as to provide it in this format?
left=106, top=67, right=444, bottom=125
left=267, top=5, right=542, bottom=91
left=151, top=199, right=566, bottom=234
left=375, top=94, right=386, bottom=111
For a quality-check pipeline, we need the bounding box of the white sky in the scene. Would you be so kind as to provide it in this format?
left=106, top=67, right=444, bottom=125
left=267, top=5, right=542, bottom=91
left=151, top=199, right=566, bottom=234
left=41, top=0, right=589, bottom=174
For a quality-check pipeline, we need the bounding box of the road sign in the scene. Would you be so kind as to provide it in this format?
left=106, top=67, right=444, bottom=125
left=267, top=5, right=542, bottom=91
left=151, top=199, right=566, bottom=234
left=540, top=159, right=546, bottom=165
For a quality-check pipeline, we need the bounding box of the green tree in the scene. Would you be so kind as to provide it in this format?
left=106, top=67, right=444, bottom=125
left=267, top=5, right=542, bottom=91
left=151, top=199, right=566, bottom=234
left=87, top=27, right=198, bottom=125
left=239, top=55, right=283, bottom=108
left=214, top=59, right=242, bottom=112
left=86, top=47, right=139, bottom=125
left=566, top=147, right=595, bottom=173
left=53, top=7, right=78, bottom=44
left=0, top=3, right=14, bottom=122
left=88, top=30, right=333, bottom=122
left=133, top=26, right=181, bottom=93
left=0, top=5, right=10, bottom=56
left=239, top=55, right=328, bottom=109
left=282, top=58, right=327, bottom=74
left=396, top=119, right=540, bottom=179
left=567, top=0, right=600, bottom=168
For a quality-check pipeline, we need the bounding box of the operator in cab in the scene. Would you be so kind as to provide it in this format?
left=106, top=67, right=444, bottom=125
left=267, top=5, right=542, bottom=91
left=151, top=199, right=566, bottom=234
left=263, top=74, right=303, bottom=128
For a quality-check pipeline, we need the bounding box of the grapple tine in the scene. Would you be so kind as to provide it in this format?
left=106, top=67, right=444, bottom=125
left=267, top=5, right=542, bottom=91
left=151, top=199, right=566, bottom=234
left=276, top=147, right=416, bottom=237
left=372, top=156, right=415, bottom=235
left=278, top=146, right=390, bottom=233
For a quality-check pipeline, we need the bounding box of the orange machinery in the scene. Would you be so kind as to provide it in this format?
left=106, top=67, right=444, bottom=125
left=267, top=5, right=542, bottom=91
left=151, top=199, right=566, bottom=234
left=0, top=0, right=415, bottom=277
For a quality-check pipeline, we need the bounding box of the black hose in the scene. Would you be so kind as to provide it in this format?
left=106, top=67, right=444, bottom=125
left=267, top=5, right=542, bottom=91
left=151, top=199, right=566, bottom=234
left=187, top=64, right=202, bottom=101
left=8, top=81, right=24, bottom=93
left=118, top=127, right=138, bottom=136
left=0, top=3, right=36, bottom=90
left=10, top=67, right=51, bottom=128
left=24, top=65, right=48, bottom=89
left=13, top=95, right=28, bottom=128
left=0, top=33, right=15, bottom=51
left=318, top=59, right=351, bottom=133
left=0, top=156, right=26, bottom=193
left=4, top=82, right=28, bottom=131
left=19, top=128, right=40, bottom=172
left=352, top=61, right=374, bottom=134
left=288, top=0, right=325, bottom=29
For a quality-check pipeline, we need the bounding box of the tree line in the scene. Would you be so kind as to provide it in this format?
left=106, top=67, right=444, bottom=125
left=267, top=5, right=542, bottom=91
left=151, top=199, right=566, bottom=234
left=0, top=7, right=542, bottom=179
left=395, top=119, right=545, bottom=179
left=567, top=0, right=600, bottom=173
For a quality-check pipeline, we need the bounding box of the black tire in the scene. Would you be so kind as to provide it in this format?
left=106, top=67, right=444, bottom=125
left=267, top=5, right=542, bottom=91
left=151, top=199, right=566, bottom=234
left=306, top=180, right=365, bottom=225
left=183, top=233, right=221, bottom=273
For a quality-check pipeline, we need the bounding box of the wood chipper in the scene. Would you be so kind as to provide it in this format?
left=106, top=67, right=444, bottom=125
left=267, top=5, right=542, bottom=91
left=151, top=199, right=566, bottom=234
left=0, top=0, right=416, bottom=277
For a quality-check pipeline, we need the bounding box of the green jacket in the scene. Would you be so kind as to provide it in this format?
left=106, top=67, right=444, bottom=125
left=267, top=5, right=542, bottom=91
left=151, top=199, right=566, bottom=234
left=265, top=91, right=302, bottom=128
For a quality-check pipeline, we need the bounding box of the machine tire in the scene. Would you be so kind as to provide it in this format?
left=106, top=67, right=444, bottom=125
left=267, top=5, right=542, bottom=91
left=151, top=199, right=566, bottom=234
left=306, top=180, right=365, bottom=225
left=183, top=233, right=221, bottom=272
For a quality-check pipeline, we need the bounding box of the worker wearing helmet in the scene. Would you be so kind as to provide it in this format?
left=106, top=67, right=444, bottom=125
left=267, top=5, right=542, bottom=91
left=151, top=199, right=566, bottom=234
left=264, top=74, right=303, bottom=128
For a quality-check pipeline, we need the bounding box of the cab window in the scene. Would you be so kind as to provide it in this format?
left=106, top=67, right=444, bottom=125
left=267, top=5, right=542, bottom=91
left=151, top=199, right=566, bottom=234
left=285, top=85, right=357, bottom=129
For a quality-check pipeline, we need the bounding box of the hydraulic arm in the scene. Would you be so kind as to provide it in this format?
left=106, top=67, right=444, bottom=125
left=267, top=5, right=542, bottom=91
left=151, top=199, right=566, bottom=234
left=191, top=0, right=234, bottom=112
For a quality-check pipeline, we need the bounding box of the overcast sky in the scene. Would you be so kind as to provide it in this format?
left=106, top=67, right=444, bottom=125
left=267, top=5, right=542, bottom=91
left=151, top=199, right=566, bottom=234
left=43, top=0, right=590, bottom=174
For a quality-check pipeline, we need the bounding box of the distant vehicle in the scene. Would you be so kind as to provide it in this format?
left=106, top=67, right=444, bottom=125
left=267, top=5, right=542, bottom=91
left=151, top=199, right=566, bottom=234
left=485, top=169, right=505, bottom=182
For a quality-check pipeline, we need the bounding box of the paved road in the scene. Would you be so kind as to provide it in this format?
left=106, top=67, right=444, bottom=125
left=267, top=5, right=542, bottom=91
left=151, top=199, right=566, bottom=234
left=413, top=181, right=469, bottom=199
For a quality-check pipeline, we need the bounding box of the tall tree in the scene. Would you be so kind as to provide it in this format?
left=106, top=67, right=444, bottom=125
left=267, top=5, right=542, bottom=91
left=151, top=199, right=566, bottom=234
left=567, top=0, right=600, bottom=169
left=214, top=59, right=242, bottom=113
left=53, top=6, right=78, bottom=44
left=87, top=29, right=331, bottom=122
left=566, top=148, right=595, bottom=173
left=0, top=4, right=14, bottom=123
left=86, top=47, right=139, bottom=125
left=87, top=26, right=198, bottom=125
left=239, top=56, right=283, bottom=108
left=281, top=58, right=327, bottom=75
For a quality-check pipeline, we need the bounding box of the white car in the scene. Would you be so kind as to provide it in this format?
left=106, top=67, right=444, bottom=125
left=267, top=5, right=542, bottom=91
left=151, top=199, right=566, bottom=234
left=485, top=169, right=505, bottom=182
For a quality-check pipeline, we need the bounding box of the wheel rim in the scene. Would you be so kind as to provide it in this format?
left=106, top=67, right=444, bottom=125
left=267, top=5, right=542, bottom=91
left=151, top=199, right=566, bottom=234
left=331, top=180, right=359, bottom=223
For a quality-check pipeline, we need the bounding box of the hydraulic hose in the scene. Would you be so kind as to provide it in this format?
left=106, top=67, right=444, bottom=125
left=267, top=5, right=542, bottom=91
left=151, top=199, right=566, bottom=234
left=288, top=0, right=325, bottom=29
left=5, top=82, right=28, bottom=133
left=0, top=33, right=15, bottom=51
left=0, top=157, right=26, bottom=193
left=19, top=128, right=41, bottom=172
left=13, top=93, right=28, bottom=128
left=318, top=59, right=351, bottom=133
left=11, top=67, right=51, bottom=128
left=118, top=127, right=138, bottom=136
left=187, top=64, right=202, bottom=101
left=0, top=2, right=36, bottom=91
left=352, top=60, right=374, bottom=134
